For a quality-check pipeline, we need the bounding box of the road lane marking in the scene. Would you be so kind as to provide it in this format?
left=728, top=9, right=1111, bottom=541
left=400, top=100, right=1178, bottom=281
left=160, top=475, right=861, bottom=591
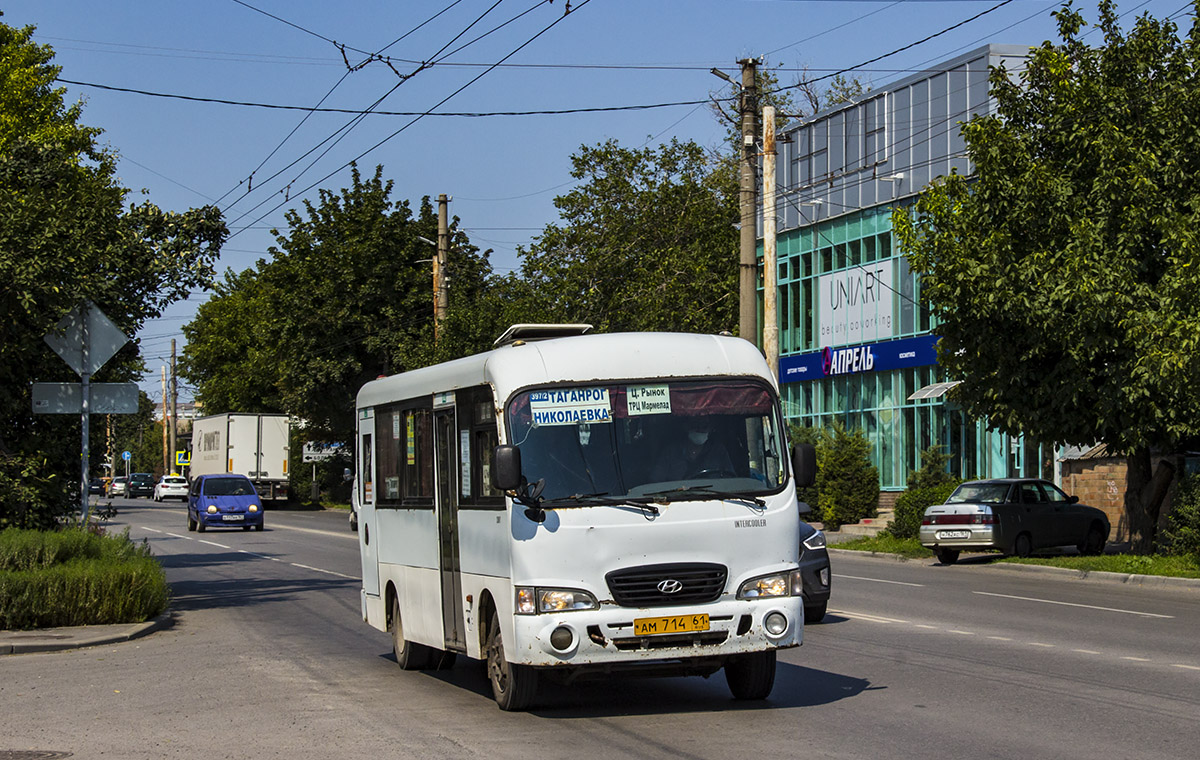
left=1173, top=664, right=1200, bottom=671
left=1028, top=643, right=1055, bottom=648
left=240, top=547, right=284, bottom=559
left=1121, top=656, right=1151, bottom=662
left=972, top=591, right=1174, bottom=619
left=164, top=532, right=192, bottom=539
left=947, top=630, right=975, bottom=635
left=290, top=562, right=358, bottom=580
left=199, top=540, right=230, bottom=549
left=831, top=610, right=909, bottom=624
left=149, top=509, right=356, bottom=541
left=834, top=574, right=924, bottom=587
left=987, top=636, right=1013, bottom=641
left=914, top=624, right=939, bottom=629
left=141, top=527, right=163, bottom=533
left=1074, top=649, right=1101, bottom=655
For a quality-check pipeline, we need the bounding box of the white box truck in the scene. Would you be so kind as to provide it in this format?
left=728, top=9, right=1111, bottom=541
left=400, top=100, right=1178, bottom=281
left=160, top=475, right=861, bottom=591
left=190, top=413, right=290, bottom=503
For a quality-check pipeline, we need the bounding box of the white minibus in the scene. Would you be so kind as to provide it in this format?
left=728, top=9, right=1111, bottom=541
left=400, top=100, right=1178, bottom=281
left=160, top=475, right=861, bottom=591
left=354, top=326, right=816, bottom=710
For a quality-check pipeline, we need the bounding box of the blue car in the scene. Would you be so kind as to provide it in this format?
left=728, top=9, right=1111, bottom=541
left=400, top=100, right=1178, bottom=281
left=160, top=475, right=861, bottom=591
left=187, top=474, right=264, bottom=532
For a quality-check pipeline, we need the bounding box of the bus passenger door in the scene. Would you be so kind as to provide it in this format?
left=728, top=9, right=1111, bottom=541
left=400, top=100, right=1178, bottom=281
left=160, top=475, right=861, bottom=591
left=358, top=413, right=379, bottom=597
left=434, top=404, right=465, bottom=651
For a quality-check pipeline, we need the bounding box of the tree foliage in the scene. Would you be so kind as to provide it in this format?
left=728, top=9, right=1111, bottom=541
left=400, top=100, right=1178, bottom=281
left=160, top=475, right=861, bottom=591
left=516, top=138, right=739, bottom=333
left=892, top=1, right=1200, bottom=551
left=0, top=21, right=225, bottom=523
left=182, top=165, right=496, bottom=448
left=815, top=422, right=880, bottom=530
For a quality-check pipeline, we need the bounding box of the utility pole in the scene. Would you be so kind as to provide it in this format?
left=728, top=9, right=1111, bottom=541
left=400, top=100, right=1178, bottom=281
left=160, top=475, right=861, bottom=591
left=170, top=339, right=178, bottom=473
left=161, top=366, right=168, bottom=474
left=737, top=58, right=759, bottom=345
left=435, top=194, right=450, bottom=344
left=762, top=104, right=779, bottom=379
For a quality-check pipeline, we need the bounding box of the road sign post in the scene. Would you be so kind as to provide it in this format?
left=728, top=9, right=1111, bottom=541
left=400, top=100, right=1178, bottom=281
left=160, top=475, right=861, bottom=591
left=40, top=302, right=130, bottom=523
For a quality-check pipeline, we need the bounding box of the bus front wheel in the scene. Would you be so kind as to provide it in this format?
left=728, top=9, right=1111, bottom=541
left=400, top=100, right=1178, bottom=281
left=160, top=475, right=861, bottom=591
left=725, top=649, right=776, bottom=700
left=485, top=614, right=537, bottom=711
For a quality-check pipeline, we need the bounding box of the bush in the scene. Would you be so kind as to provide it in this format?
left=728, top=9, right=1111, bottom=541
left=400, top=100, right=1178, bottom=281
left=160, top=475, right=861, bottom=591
left=886, top=446, right=962, bottom=539
left=816, top=422, right=880, bottom=530
left=888, top=481, right=961, bottom=539
left=1161, top=474, right=1200, bottom=558
left=0, top=454, right=75, bottom=530
left=0, top=527, right=169, bottom=629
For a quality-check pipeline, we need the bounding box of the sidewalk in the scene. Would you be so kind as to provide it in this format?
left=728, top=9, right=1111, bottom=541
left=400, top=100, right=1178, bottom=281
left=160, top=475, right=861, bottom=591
left=0, top=614, right=173, bottom=655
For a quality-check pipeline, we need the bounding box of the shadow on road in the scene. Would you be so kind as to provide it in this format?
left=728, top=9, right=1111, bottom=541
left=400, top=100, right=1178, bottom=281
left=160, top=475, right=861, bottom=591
left=159, top=551, right=357, bottom=611
left=380, top=652, right=877, bottom=717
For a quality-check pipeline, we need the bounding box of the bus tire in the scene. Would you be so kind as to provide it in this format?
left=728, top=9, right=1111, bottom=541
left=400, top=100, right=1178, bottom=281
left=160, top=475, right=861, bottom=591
left=390, top=595, right=434, bottom=670
left=724, top=649, right=776, bottom=700
left=485, top=613, right=537, bottom=711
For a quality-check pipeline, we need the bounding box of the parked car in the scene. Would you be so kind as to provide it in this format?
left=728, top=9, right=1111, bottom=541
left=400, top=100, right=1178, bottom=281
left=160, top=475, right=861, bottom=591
left=188, top=473, right=264, bottom=532
left=88, top=477, right=105, bottom=495
left=920, top=478, right=1110, bottom=564
left=154, top=475, right=189, bottom=502
left=128, top=472, right=156, bottom=498
left=798, top=521, right=831, bottom=622
left=108, top=476, right=128, bottom=497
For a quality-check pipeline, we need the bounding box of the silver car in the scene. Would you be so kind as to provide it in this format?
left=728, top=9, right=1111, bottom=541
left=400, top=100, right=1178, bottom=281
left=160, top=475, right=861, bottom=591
left=920, top=478, right=1109, bottom=565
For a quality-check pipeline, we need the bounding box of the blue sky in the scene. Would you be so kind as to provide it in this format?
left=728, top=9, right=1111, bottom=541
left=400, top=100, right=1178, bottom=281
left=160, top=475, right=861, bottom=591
left=3, top=1, right=1192, bottom=400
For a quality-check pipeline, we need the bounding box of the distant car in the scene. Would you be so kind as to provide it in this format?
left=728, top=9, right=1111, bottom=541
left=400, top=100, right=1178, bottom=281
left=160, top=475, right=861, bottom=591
left=920, top=478, right=1110, bottom=564
left=798, top=521, right=831, bottom=623
left=349, top=478, right=359, bottom=532
left=188, top=473, right=264, bottom=532
left=154, top=475, right=189, bottom=502
left=128, top=472, right=156, bottom=498
left=88, top=477, right=105, bottom=495
left=108, top=476, right=128, bottom=497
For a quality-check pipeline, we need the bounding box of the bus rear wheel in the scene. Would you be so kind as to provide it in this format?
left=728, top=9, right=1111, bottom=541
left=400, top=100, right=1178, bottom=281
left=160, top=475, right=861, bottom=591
left=485, top=614, right=537, bottom=711
left=390, top=595, right=435, bottom=670
left=725, top=649, right=777, bottom=700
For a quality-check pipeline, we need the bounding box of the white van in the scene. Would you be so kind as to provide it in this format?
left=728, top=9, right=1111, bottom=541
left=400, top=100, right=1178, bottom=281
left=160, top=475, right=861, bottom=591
left=354, top=327, right=816, bottom=709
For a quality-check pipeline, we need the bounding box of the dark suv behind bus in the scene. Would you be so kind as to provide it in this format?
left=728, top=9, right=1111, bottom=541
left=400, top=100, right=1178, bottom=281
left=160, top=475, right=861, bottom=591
left=128, top=473, right=156, bottom=498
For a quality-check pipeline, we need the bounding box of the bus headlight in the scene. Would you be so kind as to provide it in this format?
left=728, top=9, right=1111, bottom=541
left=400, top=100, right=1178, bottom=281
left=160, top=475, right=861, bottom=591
left=738, top=570, right=803, bottom=599
left=515, top=587, right=598, bottom=614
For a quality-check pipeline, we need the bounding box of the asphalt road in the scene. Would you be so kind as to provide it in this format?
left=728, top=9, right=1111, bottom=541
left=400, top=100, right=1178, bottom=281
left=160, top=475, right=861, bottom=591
left=3, top=497, right=1198, bottom=760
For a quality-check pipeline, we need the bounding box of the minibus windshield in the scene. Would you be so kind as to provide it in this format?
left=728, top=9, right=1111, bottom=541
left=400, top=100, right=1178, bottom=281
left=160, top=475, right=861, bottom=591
left=506, top=379, right=787, bottom=503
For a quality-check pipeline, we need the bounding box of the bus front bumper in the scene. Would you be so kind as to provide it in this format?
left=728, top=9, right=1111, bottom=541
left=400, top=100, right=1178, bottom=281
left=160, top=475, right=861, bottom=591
left=512, top=597, right=803, bottom=668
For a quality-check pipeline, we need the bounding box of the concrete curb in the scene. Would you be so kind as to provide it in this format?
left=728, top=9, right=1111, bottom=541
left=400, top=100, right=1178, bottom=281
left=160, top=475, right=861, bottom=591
left=0, top=612, right=175, bottom=655
left=828, top=548, right=1200, bottom=591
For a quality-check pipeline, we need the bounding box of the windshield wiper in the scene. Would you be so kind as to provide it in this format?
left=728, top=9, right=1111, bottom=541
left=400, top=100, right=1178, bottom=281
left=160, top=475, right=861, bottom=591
left=643, top=485, right=766, bottom=508
left=542, top=492, right=660, bottom=516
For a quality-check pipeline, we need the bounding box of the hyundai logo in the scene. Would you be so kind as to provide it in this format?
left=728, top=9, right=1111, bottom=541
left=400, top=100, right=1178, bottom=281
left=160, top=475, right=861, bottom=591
left=657, top=579, right=683, bottom=594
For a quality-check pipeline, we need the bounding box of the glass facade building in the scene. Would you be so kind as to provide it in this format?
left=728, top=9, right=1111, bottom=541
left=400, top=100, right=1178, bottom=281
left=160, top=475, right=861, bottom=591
left=767, top=45, right=1055, bottom=490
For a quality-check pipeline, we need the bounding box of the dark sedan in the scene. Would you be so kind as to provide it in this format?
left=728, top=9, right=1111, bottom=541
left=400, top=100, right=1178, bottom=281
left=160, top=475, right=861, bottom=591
left=920, top=478, right=1109, bottom=565
left=798, top=521, right=831, bottom=622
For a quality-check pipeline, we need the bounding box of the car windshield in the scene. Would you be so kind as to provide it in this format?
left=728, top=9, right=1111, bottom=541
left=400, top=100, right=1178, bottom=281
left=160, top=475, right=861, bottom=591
left=506, top=378, right=787, bottom=503
left=947, top=482, right=1011, bottom=504
left=203, top=477, right=255, bottom=496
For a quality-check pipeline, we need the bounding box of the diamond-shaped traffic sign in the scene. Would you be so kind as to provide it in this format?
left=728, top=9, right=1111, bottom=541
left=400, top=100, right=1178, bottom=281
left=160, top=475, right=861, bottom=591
left=43, top=301, right=129, bottom=377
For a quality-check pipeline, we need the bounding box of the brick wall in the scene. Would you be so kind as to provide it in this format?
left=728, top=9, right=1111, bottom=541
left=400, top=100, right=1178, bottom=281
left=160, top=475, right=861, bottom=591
left=1062, top=458, right=1128, bottom=542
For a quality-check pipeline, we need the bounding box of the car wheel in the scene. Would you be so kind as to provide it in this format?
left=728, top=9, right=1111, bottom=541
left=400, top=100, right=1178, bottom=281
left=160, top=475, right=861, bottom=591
left=390, top=595, right=435, bottom=671
left=804, top=602, right=827, bottom=624
left=196, top=518, right=206, bottom=533
left=187, top=513, right=197, bottom=532
left=1078, top=524, right=1105, bottom=556
left=935, top=548, right=960, bottom=565
left=1013, top=532, right=1033, bottom=558
left=255, top=523, right=264, bottom=532
left=243, top=525, right=251, bottom=531
left=725, top=649, right=777, bottom=700
left=485, top=612, right=537, bottom=710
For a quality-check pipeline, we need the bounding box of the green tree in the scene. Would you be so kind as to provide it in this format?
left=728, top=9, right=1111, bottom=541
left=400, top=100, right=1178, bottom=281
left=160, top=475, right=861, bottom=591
left=815, top=422, right=880, bottom=530
left=893, top=1, right=1200, bottom=553
left=183, top=165, right=495, bottom=450
left=0, top=22, right=225, bottom=524
left=517, top=138, right=739, bottom=333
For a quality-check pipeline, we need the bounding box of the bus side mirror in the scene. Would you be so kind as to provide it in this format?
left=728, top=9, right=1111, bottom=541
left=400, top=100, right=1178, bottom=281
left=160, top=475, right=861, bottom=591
left=791, top=443, right=816, bottom=488
left=493, top=445, right=523, bottom=491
